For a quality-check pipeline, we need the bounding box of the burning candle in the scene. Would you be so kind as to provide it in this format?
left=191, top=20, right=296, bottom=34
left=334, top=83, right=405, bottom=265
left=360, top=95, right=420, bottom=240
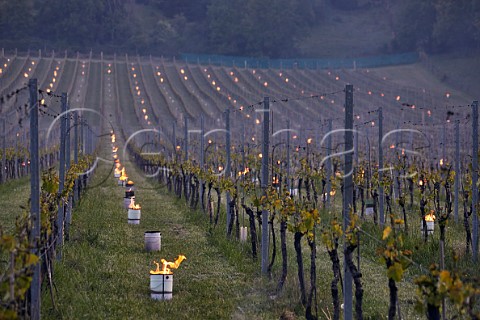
left=422, top=211, right=436, bottom=235
left=114, top=166, right=122, bottom=178
left=118, top=168, right=128, bottom=186
left=128, top=198, right=141, bottom=224
left=150, top=255, right=186, bottom=300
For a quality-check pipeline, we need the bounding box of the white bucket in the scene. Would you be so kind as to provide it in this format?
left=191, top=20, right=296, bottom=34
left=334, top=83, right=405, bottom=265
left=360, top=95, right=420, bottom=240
left=145, top=231, right=161, bottom=251
left=420, top=221, right=434, bottom=235
left=365, top=201, right=374, bottom=216
left=124, top=196, right=135, bottom=209
left=128, top=209, right=141, bottom=224
left=114, top=172, right=120, bottom=178
left=240, top=226, right=248, bottom=242
left=150, top=274, right=173, bottom=300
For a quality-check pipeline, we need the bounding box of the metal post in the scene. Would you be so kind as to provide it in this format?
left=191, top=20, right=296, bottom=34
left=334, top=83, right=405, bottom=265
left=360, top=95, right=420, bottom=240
left=83, top=119, right=87, bottom=155
left=200, top=115, right=205, bottom=206
left=173, top=122, right=177, bottom=161
left=57, top=93, right=67, bottom=260
left=378, top=107, right=385, bottom=225
left=472, top=101, right=479, bottom=262
left=326, top=119, right=333, bottom=206
left=286, top=120, right=291, bottom=191
left=29, top=79, right=41, bottom=320
left=80, top=115, right=84, bottom=155
left=225, top=108, right=232, bottom=234
left=65, top=114, right=71, bottom=170
left=74, top=112, right=78, bottom=202
left=184, top=115, right=188, bottom=161
left=85, top=125, right=89, bottom=155
left=86, top=125, right=91, bottom=155
left=14, top=132, right=18, bottom=179
left=261, top=97, right=270, bottom=275
left=343, top=84, right=354, bottom=320
left=354, top=124, right=359, bottom=166
left=200, top=115, right=205, bottom=169
left=242, top=120, right=246, bottom=176
left=65, top=104, right=72, bottom=237
left=23, top=126, right=27, bottom=176
left=454, top=120, right=460, bottom=223
left=1, top=117, right=5, bottom=183
left=442, top=123, right=446, bottom=162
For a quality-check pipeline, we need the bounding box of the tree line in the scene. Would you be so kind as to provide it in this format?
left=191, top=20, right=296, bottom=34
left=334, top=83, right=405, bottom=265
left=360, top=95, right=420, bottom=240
left=0, top=0, right=478, bottom=57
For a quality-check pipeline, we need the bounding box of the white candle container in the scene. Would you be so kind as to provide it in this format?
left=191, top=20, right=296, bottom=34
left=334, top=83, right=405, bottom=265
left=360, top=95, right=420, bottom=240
left=420, top=221, right=434, bottom=235
left=144, top=231, right=161, bottom=252
left=118, top=179, right=124, bottom=186
left=128, top=209, right=141, bottom=224
left=114, top=172, right=120, bottom=178
left=150, top=274, right=173, bottom=300
left=240, top=226, right=248, bottom=242
left=124, top=196, right=135, bottom=209
left=365, top=202, right=375, bottom=216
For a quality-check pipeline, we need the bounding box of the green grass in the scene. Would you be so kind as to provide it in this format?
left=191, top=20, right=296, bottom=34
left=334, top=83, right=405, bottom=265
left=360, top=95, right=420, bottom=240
left=0, top=176, right=30, bottom=233
left=427, top=53, right=480, bottom=99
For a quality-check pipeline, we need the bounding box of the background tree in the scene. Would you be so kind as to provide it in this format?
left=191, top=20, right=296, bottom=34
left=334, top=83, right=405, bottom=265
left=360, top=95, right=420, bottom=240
left=391, top=0, right=436, bottom=52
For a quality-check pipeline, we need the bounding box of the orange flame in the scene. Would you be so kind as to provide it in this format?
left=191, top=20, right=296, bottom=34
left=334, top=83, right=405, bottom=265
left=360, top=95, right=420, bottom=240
left=425, top=211, right=436, bottom=222
left=238, top=167, right=250, bottom=177
left=112, top=146, right=118, bottom=152
left=150, top=255, right=186, bottom=275
left=119, top=168, right=128, bottom=181
left=128, top=198, right=141, bottom=210
left=111, top=134, right=116, bottom=143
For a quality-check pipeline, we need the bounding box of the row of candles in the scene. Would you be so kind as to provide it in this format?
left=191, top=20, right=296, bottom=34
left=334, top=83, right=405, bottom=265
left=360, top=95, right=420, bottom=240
left=111, top=133, right=186, bottom=300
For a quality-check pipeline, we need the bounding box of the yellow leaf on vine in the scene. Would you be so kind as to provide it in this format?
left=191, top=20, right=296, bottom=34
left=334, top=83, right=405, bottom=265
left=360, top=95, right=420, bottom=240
left=382, top=226, right=392, bottom=240
left=387, top=262, right=404, bottom=281
left=25, top=253, right=39, bottom=266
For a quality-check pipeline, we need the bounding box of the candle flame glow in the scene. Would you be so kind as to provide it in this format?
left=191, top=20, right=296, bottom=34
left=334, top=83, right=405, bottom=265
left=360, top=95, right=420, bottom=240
left=150, top=255, right=186, bottom=275
left=128, top=198, right=141, bottom=210
left=425, top=211, right=435, bottom=222
left=119, top=168, right=128, bottom=181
